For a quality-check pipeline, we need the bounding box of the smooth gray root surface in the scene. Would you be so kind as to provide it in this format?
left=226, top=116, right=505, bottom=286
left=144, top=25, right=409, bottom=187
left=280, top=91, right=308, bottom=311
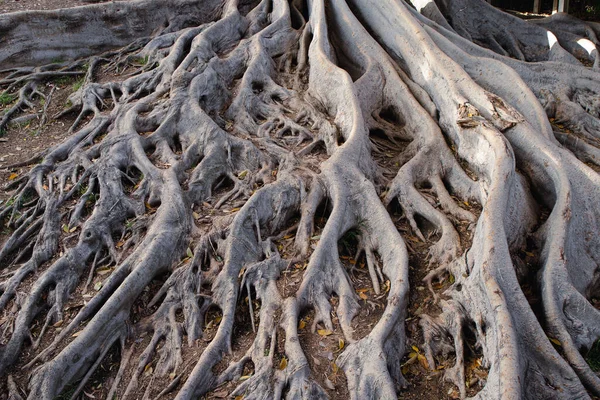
left=0, top=0, right=600, bottom=399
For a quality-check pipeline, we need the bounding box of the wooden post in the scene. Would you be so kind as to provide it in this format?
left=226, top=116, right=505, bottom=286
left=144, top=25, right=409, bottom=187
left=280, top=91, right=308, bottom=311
left=533, top=0, right=540, bottom=13
left=553, top=0, right=570, bottom=13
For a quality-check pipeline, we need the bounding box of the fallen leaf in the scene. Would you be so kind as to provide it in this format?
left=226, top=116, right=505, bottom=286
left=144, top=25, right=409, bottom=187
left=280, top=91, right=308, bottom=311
left=186, top=247, right=193, bottom=258
left=298, top=320, right=306, bottom=330
left=213, top=390, right=228, bottom=398
left=62, top=224, right=69, bottom=233
left=8, top=173, right=18, bottom=180
left=239, top=375, right=251, bottom=381
left=192, top=211, right=200, bottom=220
left=96, top=268, right=112, bottom=276
left=279, top=357, right=288, bottom=370
left=72, top=331, right=82, bottom=337
left=338, top=338, right=345, bottom=350
left=359, top=292, right=368, bottom=300
left=53, top=320, right=64, bottom=328
left=69, top=226, right=77, bottom=233
left=317, top=329, right=333, bottom=337
left=238, top=170, right=248, bottom=179
left=324, top=377, right=335, bottom=390
left=549, top=337, right=562, bottom=346
left=94, top=281, right=103, bottom=291
left=144, top=364, right=153, bottom=376
left=418, top=354, right=429, bottom=370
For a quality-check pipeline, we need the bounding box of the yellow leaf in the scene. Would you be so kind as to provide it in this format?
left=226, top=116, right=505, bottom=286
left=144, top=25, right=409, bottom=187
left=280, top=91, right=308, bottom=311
left=283, top=234, right=294, bottom=240
left=279, top=357, right=288, bottom=370
left=69, top=226, right=77, bottom=233
left=411, top=345, right=420, bottom=353
left=235, top=396, right=244, bottom=400
left=238, top=170, right=248, bottom=179
left=230, top=207, right=241, bottom=212
left=8, top=173, right=18, bottom=180
left=298, top=320, right=306, bottom=330
left=338, top=338, right=345, bottom=350
left=62, top=224, right=69, bottom=233
left=317, top=329, right=333, bottom=337
left=96, top=268, right=112, bottom=276
left=332, top=362, right=339, bottom=374
left=215, top=315, right=222, bottom=324
left=359, top=292, right=368, bottom=300
left=239, top=375, right=251, bottom=382
left=550, top=337, right=562, bottom=346
left=186, top=247, right=193, bottom=258
left=418, top=354, right=429, bottom=370
left=116, top=241, right=124, bottom=248
left=192, top=212, right=200, bottom=220
left=72, top=331, right=82, bottom=337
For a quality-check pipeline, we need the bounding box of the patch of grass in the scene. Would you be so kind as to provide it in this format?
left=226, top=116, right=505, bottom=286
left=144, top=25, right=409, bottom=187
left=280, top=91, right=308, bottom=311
left=586, top=339, right=600, bottom=372
left=72, top=78, right=84, bottom=92
left=54, top=76, right=73, bottom=86
left=131, top=55, right=149, bottom=66
left=0, top=92, right=16, bottom=106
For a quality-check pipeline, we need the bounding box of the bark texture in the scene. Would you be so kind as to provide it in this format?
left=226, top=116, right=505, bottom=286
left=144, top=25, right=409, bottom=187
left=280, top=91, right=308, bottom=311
left=1, top=0, right=600, bottom=399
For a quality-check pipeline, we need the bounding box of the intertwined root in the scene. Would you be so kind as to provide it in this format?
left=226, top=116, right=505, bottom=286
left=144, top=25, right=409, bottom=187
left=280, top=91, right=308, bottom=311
left=1, top=0, right=600, bottom=399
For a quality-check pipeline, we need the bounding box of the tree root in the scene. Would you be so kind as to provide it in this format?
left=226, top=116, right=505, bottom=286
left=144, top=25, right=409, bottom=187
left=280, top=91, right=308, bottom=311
left=1, top=0, right=600, bottom=399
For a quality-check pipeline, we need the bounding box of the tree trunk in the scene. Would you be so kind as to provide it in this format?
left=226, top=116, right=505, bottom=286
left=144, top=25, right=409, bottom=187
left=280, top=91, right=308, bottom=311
left=1, top=0, right=600, bottom=399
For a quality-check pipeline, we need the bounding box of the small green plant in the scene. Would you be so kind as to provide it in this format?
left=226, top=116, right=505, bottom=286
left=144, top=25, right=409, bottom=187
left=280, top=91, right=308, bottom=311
left=586, top=339, right=600, bottom=372
left=0, top=92, right=16, bottom=106
left=78, top=184, right=88, bottom=196
left=54, top=76, right=72, bottom=86
left=72, top=78, right=84, bottom=92
left=132, top=55, right=149, bottom=66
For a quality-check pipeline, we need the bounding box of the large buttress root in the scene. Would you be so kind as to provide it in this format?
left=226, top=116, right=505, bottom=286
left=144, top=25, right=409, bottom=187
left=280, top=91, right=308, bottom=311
left=1, top=0, right=600, bottom=399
